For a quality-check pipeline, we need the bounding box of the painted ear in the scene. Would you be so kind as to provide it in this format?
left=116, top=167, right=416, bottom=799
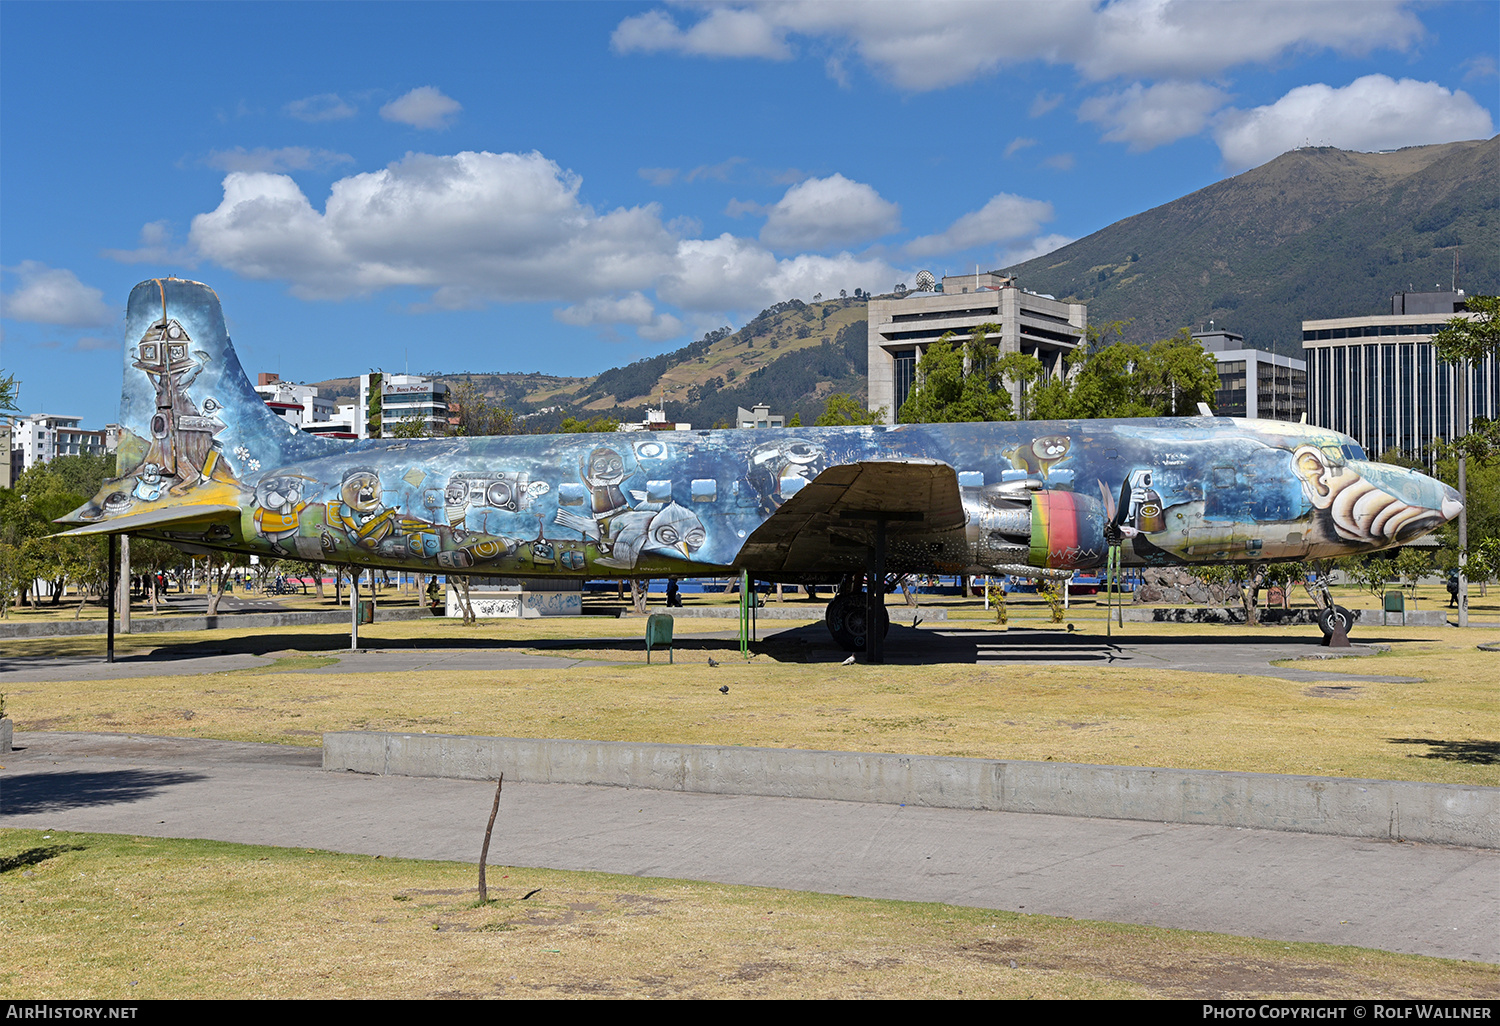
left=1293, top=446, right=1334, bottom=506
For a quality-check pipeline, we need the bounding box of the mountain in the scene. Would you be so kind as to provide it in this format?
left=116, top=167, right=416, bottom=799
left=309, top=138, right=1497, bottom=426
left=1003, top=137, right=1499, bottom=354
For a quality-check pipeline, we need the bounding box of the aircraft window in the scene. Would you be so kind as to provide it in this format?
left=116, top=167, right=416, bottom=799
left=1342, top=444, right=1366, bottom=461
left=647, top=480, right=672, bottom=504
left=780, top=475, right=808, bottom=497
left=958, top=471, right=984, bottom=488
left=691, top=479, right=717, bottom=502
left=558, top=483, right=587, bottom=506
left=1320, top=445, right=1347, bottom=467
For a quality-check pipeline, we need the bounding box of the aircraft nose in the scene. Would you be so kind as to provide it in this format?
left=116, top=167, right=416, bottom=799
left=1440, top=482, right=1464, bottom=524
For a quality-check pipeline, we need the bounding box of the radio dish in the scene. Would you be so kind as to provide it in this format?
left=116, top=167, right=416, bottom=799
left=915, top=270, right=936, bottom=291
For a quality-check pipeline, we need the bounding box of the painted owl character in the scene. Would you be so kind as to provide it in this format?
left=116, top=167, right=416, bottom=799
left=586, top=502, right=706, bottom=569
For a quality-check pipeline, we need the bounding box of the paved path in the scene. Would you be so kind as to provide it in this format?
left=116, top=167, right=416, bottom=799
left=2, top=731, right=1494, bottom=963
left=0, top=621, right=1422, bottom=684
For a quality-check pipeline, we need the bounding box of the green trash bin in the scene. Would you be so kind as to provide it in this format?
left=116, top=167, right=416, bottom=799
left=646, top=613, right=674, bottom=664
left=357, top=600, right=375, bottom=625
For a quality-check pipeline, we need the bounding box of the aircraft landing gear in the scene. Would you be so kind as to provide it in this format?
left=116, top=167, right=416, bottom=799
left=825, top=580, right=890, bottom=652
left=1317, top=604, right=1354, bottom=644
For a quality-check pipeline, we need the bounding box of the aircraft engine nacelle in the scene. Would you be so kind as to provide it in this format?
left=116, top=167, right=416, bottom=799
left=968, top=490, right=1108, bottom=572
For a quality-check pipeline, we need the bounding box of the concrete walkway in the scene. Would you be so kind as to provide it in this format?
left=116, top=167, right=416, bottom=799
left=2, top=731, right=1494, bottom=964
left=0, top=620, right=1428, bottom=684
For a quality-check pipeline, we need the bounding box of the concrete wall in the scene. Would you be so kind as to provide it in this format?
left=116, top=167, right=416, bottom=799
left=0, top=606, right=435, bottom=640
left=1122, top=607, right=1450, bottom=627
left=324, top=732, right=1498, bottom=848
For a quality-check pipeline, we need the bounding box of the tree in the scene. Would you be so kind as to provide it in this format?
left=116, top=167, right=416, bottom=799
left=0, top=371, right=18, bottom=412
left=559, top=414, right=620, bottom=433
left=448, top=380, right=517, bottom=436
left=1028, top=323, right=1219, bottom=420
left=896, top=326, right=1013, bottom=424
left=1432, top=295, right=1499, bottom=627
left=388, top=417, right=432, bottom=438
left=1433, top=295, right=1500, bottom=366
left=816, top=393, right=884, bottom=426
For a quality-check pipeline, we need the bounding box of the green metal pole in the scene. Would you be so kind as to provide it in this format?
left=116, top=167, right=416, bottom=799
left=739, top=569, right=750, bottom=658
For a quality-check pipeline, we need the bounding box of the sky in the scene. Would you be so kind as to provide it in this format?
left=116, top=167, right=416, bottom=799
left=2, top=0, right=1496, bottom=425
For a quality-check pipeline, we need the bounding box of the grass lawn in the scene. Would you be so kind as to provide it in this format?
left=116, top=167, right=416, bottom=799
left=3, top=830, right=1494, bottom=1000
left=5, top=609, right=1497, bottom=786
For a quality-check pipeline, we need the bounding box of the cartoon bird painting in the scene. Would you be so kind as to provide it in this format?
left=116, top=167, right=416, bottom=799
left=556, top=501, right=705, bottom=569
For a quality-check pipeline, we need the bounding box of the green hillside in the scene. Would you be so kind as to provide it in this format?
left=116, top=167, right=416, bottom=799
left=1004, top=137, right=1499, bottom=354
left=312, top=138, right=1499, bottom=428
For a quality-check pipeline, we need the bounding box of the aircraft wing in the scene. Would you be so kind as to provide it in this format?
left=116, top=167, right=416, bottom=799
left=52, top=505, right=242, bottom=537
left=735, top=459, right=967, bottom=574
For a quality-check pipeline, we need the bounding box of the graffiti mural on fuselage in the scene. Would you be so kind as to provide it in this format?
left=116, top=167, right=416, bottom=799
left=244, top=430, right=898, bottom=574
left=70, top=278, right=1460, bottom=576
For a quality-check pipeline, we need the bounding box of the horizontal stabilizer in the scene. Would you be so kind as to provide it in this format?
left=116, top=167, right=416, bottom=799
left=53, top=505, right=242, bottom=537
left=736, top=460, right=966, bottom=574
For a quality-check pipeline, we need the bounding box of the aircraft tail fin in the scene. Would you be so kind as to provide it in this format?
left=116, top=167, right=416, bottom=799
left=59, top=277, right=336, bottom=526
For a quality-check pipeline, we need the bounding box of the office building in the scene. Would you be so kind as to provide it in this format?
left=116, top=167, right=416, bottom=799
left=358, top=372, right=450, bottom=438
left=8, top=413, right=109, bottom=473
left=1303, top=291, right=1496, bottom=459
left=867, top=271, right=1087, bottom=422
left=736, top=404, right=784, bottom=429
left=1193, top=330, right=1307, bottom=421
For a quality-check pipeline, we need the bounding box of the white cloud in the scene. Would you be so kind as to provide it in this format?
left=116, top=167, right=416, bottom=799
left=611, top=2, right=1425, bottom=90
left=1, top=261, right=115, bottom=327
left=758, top=173, right=900, bottom=251
left=189, top=151, right=679, bottom=303
left=1003, top=137, right=1037, bottom=159
left=101, top=221, right=193, bottom=266
left=640, top=166, right=680, bottom=186
left=906, top=193, right=1054, bottom=258
left=285, top=93, right=357, bottom=122
left=658, top=235, right=901, bottom=312
left=998, top=233, right=1074, bottom=268
left=1029, top=91, right=1064, bottom=118
left=1079, top=81, right=1230, bottom=152
left=1213, top=74, right=1496, bottom=170
left=380, top=86, right=462, bottom=130
left=612, top=7, right=792, bottom=59
left=206, top=146, right=355, bottom=173
left=1040, top=153, right=1075, bottom=171
left=556, top=292, right=685, bottom=341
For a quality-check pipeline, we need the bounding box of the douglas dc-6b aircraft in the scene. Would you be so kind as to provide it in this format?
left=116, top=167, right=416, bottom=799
left=59, top=278, right=1463, bottom=657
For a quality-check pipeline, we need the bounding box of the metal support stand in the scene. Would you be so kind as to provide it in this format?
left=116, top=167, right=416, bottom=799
left=106, top=533, right=116, bottom=664
left=865, top=520, right=888, bottom=665
left=349, top=568, right=360, bottom=651
left=738, top=569, right=752, bottom=658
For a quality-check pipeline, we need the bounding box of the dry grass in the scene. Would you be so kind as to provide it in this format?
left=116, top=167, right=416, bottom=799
left=5, top=617, right=1497, bottom=786
left=3, top=829, right=1494, bottom=1000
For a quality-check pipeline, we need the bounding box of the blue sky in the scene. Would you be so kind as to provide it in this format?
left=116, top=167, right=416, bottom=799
left=2, top=0, right=1496, bottom=424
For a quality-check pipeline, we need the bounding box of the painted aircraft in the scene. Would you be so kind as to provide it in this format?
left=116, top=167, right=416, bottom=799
left=58, top=278, right=1464, bottom=657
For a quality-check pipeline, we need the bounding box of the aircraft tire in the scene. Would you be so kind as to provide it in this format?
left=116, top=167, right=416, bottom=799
left=1317, top=604, right=1354, bottom=638
left=825, top=594, right=892, bottom=651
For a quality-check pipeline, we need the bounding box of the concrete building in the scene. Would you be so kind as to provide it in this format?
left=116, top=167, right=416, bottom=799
left=358, top=373, right=450, bottom=438
left=867, top=271, right=1086, bottom=422
left=736, top=404, right=784, bottom=429
left=7, top=413, right=109, bottom=474
left=255, top=373, right=340, bottom=433
left=617, top=407, right=690, bottom=432
left=0, top=422, right=12, bottom=489
left=1193, top=330, right=1307, bottom=421
left=1303, top=290, right=1496, bottom=459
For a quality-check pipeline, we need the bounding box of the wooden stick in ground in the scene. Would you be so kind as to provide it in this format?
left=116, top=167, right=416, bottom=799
left=477, top=773, right=503, bottom=902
